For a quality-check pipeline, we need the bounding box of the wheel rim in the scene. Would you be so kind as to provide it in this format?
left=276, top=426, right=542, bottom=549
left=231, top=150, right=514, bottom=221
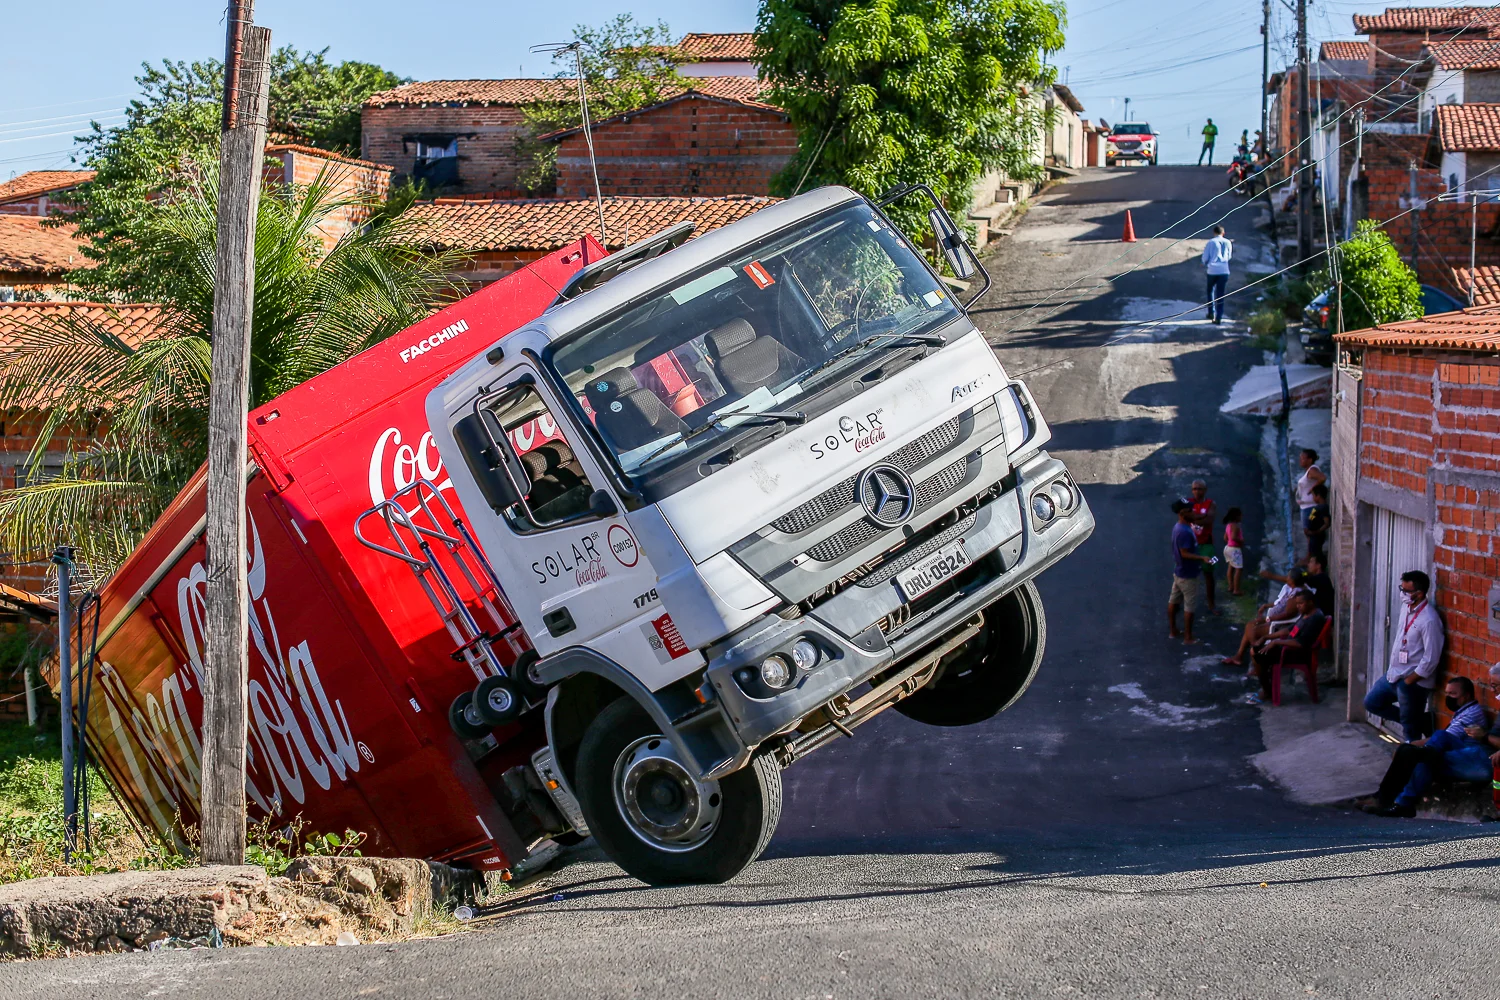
left=485, top=684, right=514, bottom=715
left=612, top=735, right=722, bottom=853
left=461, top=702, right=487, bottom=729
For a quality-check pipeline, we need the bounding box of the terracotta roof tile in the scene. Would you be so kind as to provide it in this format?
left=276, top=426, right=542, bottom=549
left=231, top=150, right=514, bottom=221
left=0, top=217, right=87, bottom=277
left=0, top=171, right=94, bottom=205
left=675, top=32, right=757, bottom=62
left=1320, top=41, right=1371, bottom=61
left=1435, top=102, right=1500, bottom=151
left=265, top=144, right=395, bottom=173
left=363, top=79, right=580, bottom=108
left=1334, top=302, right=1500, bottom=350
left=403, top=195, right=777, bottom=253
left=1427, top=38, right=1500, bottom=70
left=0, top=302, right=162, bottom=351
left=1353, top=7, right=1500, bottom=33
left=1450, top=265, right=1500, bottom=306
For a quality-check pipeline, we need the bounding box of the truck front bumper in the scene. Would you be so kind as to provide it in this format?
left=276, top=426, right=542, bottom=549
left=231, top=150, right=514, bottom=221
left=702, top=450, right=1093, bottom=757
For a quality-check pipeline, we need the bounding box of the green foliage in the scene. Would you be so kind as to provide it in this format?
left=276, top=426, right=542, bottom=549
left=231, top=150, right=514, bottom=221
left=516, top=15, right=687, bottom=194
left=0, top=170, right=460, bottom=573
left=755, top=0, right=1066, bottom=223
left=245, top=814, right=366, bottom=877
left=1314, top=219, right=1424, bottom=332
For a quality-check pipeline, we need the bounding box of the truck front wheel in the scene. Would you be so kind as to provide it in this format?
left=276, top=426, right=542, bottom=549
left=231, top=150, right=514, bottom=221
left=574, top=697, right=781, bottom=885
left=893, top=580, right=1047, bottom=727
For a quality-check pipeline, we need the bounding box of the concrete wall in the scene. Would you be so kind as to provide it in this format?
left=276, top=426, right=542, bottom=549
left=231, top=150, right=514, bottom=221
left=1465, top=70, right=1500, bottom=103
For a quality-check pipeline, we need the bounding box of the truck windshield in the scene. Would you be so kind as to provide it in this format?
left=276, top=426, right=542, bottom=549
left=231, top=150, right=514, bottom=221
left=547, top=200, right=961, bottom=478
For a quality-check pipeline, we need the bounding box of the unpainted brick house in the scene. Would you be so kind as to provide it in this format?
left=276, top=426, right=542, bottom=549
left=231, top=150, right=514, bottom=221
left=0, top=171, right=94, bottom=217
left=1330, top=307, right=1500, bottom=734
left=0, top=216, right=86, bottom=300
left=546, top=82, right=795, bottom=198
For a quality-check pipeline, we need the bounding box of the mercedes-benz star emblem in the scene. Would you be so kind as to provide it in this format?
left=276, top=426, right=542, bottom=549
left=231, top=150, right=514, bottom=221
left=857, top=464, right=915, bottom=528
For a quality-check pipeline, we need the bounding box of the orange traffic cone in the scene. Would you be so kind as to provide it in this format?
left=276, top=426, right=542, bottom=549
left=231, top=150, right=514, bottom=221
left=1121, top=210, right=1137, bottom=243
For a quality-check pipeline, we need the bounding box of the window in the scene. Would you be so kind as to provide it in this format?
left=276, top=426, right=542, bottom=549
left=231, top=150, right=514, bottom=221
left=414, top=137, right=457, bottom=161
left=480, top=382, right=595, bottom=529
left=412, top=136, right=460, bottom=188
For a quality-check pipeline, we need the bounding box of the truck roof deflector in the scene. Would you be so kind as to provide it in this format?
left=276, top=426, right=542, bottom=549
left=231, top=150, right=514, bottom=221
left=550, top=221, right=697, bottom=305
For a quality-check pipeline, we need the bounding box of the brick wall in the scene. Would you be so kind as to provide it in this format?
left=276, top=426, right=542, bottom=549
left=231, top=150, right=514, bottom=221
left=1355, top=349, right=1500, bottom=717
left=264, top=148, right=393, bottom=248
left=554, top=98, right=796, bottom=198
left=0, top=194, right=60, bottom=217
left=1356, top=164, right=1500, bottom=295
left=361, top=105, right=532, bottom=196
left=0, top=409, right=105, bottom=594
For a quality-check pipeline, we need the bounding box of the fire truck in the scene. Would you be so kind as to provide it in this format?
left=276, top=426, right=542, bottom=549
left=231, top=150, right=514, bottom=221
left=70, top=185, right=1092, bottom=885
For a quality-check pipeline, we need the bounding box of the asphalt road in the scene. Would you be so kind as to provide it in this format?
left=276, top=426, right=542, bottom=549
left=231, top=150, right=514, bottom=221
left=10, top=167, right=1495, bottom=1000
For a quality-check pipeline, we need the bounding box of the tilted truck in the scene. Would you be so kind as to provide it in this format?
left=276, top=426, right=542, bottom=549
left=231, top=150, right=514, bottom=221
left=69, top=185, right=1092, bottom=885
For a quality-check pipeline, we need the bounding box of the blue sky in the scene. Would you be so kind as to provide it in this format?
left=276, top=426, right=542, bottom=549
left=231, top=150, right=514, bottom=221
left=0, top=0, right=1454, bottom=177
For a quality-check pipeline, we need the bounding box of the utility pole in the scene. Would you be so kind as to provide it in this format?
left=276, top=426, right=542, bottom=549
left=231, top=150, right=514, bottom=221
left=1260, top=0, right=1270, bottom=157
left=53, top=548, right=75, bottom=862
left=201, top=6, right=271, bottom=866
left=1296, top=0, right=1314, bottom=269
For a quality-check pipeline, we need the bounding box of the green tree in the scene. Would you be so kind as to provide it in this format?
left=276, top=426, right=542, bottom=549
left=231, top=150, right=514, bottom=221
left=515, top=15, right=687, bottom=194
left=57, top=49, right=405, bottom=297
left=755, top=0, right=1066, bottom=218
left=1319, top=219, right=1423, bottom=332
left=0, top=172, right=458, bottom=574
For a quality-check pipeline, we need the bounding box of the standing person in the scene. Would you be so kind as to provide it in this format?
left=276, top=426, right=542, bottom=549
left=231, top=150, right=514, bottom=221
left=1198, top=118, right=1219, bottom=165
left=1186, top=480, right=1218, bottom=612
left=1238, top=129, right=1250, bottom=157
left=1202, top=225, right=1232, bottom=324
left=1222, top=507, right=1245, bottom=596
left=1304, top=482, right=1331, bottom=561
left=1295, top=449, right=1326, bottom=538
left=1169, top=500, right=1213, bottom=644
left=1363, top=570, right=1444, bottom=741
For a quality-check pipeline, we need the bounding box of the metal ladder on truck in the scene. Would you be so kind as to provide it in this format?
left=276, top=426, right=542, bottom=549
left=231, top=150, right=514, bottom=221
left=355, top=479, right=536, bottom=732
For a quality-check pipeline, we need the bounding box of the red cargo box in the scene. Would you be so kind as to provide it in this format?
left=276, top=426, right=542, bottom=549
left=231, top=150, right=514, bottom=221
left=75, top=237, right=605, bottom=869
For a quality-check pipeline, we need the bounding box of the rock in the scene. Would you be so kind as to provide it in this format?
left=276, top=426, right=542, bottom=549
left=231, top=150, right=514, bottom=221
left=340, top=865, right=379, bottom=897
left=135, top=929, right=170, bottom=948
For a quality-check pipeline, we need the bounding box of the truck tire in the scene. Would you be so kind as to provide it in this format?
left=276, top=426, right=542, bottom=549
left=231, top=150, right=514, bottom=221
left=893, top=580, right=1046, bottom=727
left=574, top=697, right=781, bottom=885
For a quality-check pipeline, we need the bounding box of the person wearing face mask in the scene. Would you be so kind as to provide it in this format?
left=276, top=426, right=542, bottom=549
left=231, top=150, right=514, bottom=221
left=1363, top=570, right=1444, bottom=741
left=1364, top=676, right=1490, bottom=818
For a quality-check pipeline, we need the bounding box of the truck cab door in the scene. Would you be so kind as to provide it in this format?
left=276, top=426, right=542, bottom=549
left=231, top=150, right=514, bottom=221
left=455, top=363, right=693, bottom=686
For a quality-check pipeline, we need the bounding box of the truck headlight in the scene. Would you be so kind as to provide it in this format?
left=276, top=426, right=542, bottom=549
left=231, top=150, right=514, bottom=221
left=1031, top=492, right=1057, bottom=524
left=759, top=655, right=793, bottom=689
left=1050, top=480, right=1075, bottom=512
left=790, top=639, right=820, bottom=672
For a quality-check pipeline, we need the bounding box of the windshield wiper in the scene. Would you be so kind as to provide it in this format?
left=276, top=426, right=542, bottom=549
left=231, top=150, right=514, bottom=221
left=636, top=407, right=806, bottom=467
left=798, top=331, right=946, bottom=386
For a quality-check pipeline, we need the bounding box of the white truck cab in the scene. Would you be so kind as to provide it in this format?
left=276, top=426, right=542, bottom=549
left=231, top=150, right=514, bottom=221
left=427, top=185, right=1093, bottom=884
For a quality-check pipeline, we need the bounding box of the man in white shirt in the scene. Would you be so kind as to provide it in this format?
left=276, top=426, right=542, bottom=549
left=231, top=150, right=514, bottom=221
left=1201, top=225, right=1232, bottom=325
left=1363, top=569, right=1444, bottom=741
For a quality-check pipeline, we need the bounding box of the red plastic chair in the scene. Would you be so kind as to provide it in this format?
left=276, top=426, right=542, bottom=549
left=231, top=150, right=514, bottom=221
left=1271, top=618, right=1333, bottom=706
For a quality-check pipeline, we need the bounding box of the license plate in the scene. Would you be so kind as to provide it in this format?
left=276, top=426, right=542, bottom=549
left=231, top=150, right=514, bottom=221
left=895, top=540, right=970, bottom=601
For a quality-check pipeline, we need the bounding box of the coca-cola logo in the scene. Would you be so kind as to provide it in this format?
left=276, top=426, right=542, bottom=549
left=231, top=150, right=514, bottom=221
left=809, top=409, right=886, bottom=460
left=369, top=427, right=450, bottom=506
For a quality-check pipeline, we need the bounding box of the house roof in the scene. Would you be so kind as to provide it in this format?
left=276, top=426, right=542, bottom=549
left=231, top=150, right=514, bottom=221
left=1320, top=40, right=1371, bottom=61
left=264, top=143, right=395, bottom=173
left=1427, top=38, right=1500, bottom=71
left=1451, top=265, right=1500, bottom=306
left=0, top=170, right=94, bottom=205
left=403, top=195, right=777, bottom=253
left=0, top=302, right=162, bottom=350
left=1051, top=84, right=1085, bottom=114
left=1353, top=7, right=1500, bottom=33
left=539, top=79, right=782, bottom=141
left=1334, top=303, right=1500, bottom=350
left=363, top=78, right=580, bottom=108
left=1434, top=102, right=1500, bottom=151
left=0, top=216, right=86, bottom=278
left=675, top=32, right=757, bottom=62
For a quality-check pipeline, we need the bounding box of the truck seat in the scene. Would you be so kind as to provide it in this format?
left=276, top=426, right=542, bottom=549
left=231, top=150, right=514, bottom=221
left=519, top=443, right=591, bottom=521
left=706, top=318, right=802, bottom=396
left=585, top=367, right=688, bottom=451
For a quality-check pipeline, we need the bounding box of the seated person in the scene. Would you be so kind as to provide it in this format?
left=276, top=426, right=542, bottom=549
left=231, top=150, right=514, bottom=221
left=1222, top=567, right=1309, bottom=667
left=1248, top=591, right=1326, bottom=703
left=1365, top=676, right=1492, bottom=818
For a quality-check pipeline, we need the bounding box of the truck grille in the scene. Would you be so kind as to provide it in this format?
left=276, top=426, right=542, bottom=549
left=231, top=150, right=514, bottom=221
left=803, top=457, right=969, bottom=563
left=771, top=417, right=962, bottom=535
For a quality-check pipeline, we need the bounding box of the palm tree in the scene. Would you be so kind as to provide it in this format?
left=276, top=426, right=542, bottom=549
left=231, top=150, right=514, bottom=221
left=0, top=167, right=458, bottom=577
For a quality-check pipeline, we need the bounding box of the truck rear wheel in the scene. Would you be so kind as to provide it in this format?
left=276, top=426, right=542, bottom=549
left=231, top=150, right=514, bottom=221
left=893, top=580, right=1046, bottom=727
left=574, top=697, right=781, bottom=885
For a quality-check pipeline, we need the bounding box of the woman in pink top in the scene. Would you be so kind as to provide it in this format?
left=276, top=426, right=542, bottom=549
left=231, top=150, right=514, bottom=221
left=1222, top=507, right=1246, bottom=596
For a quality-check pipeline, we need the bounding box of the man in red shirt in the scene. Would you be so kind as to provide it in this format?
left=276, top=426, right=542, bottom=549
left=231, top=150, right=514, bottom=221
left=1186, top=480, right=1218, bottom=612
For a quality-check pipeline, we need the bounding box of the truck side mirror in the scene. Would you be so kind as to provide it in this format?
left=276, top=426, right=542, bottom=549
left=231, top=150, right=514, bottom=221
left=928, top=206, right=977, bottom=280
left=453, top=410, right=528, bottom=514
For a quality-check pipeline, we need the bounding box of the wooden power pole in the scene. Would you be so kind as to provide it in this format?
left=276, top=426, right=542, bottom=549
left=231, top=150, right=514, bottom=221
left=201, top=8, right=271, bottom=866
left=1296, top=0, right=1315, bottom=269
